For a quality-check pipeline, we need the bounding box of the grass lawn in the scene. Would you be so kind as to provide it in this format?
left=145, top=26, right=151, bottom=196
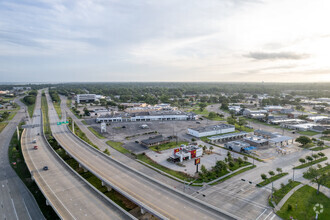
left=106, top=140, right=130, bottom=154
left=320, top=136, right=330, bottom=141
left=271, top=181, right=301, bottom=205
left=294, top=157, right=328, bottom=169
left=149, top=141, right=188, bottom=152
left=136, top=154, right=194, bottom=182
left=310, top=145, right=330, bottom=151
left=53, top=101, right=62, bottom=119
left=82, top=120, right=87, bottom=125
left=9, top=129, right=59, bottom=219
left=298, top=130, right=320, bottom=136
left=277, top=185, right=330, bottom=220
left=189, top=107, right=224, bottom=121
left=235, top=124, right=254, bottom=132
left=0, top=122, right=8, bottom=133
left=20, top=98, right=35, bottom=118
left=257, top=173, right=289, bottom=187
left=210, top=165, right=256, bottom=185
left=88, top=126, right=105, bottom=139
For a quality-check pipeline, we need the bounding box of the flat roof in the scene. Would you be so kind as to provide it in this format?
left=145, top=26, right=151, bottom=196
left=269, top=136, right=294, bottom=143
left=208, top=132, right=248, bottom=140
left=190, top=124, right=235, bottom=133
left=244, top=136, right=268, bottom=144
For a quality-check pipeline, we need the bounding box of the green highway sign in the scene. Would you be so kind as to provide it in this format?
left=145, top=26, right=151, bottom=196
left=57, top=121, right=69, bottom=125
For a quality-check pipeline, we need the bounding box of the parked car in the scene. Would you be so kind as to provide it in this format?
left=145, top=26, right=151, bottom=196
left=33, top=146, right=38, bottom=150
left=32, top=139, right=37, bottom=144
left=122, top=126, right=126, bottom=128
left=196, top=121, right=201, bottom=124
left=43, top=166, right=48, bottom=171
left=135, top=140, right=139, bottom=143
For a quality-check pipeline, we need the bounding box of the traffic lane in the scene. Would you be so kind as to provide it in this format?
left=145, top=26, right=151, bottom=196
left=52, top=128, right=230, bottom=220
left=0, top=104, right=44, bottom=220
left=25, top=95, right=131, bottom=220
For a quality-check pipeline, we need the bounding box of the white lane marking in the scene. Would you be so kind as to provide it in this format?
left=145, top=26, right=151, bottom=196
left=270, top=214, right=276, bottom=220
left=23, top=199, right=32, bottom=220
left=263, top=211, right=273, bottom=220
left=256, top=209, right=267, bottom=220
left=11, top=198, right=19, bottom=220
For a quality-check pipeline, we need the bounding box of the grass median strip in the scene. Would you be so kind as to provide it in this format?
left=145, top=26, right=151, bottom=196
left=106, top=140, right=130, bottom=154
left=271, top=181, right=300, bottom=205
left=257, top=173, right=288, bottom=187
left=210, top=165, right=256, bottom=185
left=294, top=157, right=328, bottom=169
left=149, top=141, right=188, bottom=152
left=88, top=126, right=105, bottom=139
left=0, top=122, right=8, bottom=133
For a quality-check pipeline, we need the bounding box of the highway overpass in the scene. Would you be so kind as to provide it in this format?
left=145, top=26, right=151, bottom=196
left=46, top=92, right=237, bottom=219
left=0, top=98, right=44, bottom=220
left=21, top=91, right=135, bottom=219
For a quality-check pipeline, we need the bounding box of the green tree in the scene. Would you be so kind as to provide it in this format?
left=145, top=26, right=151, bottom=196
left=201, top=165, right=208, bottom=175
left=209, top=146, right=214, bottom=152
left=306, top=155, right=313, bottom=161
left=208, top=112, right=217, bottom=119
left=318, top=152, right=325, bottom=157
left=268, top=171, right=275, bottom=176
left=261, top=174, right=267, bottom=180
left=317, top=140, right=324, bottom=147
left=199, top=102, right=207, bottom=112
left=238, top=117, right=247, bottom=128
left=312, top=154, right=319, bottom=160
left=276, top=168, right=282, bottom=174
left=243, top=156, right=248, bottom=161
left=103, top=148, right=110, bottom=155
left=304, top=167, right=330, bottom=194
left=296, top=136, right=312, bottom=146
left=299, top=158, right=306, bottom=164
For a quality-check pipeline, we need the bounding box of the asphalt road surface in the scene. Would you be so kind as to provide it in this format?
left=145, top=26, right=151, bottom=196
left=0, top=98, right=44, bottom=220
left=21, top=91, right=134, bottom=220
left=47, top=92, right=236, bottom=220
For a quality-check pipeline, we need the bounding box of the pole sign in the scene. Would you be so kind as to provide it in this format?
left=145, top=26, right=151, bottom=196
left=195, top=158, right=200, bottom=165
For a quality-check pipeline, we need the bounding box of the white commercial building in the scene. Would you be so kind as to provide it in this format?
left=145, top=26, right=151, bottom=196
left=76, top=94, right=97, bottom=103
left=169, top=144, right=203, bottom=163
left=96, top=110, right=196, bottom=123
left=188, top=124, right=235, bottom=138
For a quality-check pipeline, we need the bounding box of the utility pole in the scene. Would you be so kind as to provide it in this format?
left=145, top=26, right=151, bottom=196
left=72, top=121, right=75, bottom=134
left=16, top=126, right=19, bottom=140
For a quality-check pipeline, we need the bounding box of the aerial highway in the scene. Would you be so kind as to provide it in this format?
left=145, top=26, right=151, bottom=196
left=46, top=92, right=236, bottom=220
left=21, top=91, right=135, bottom=219
left=0, top=98, right=44, bottom=220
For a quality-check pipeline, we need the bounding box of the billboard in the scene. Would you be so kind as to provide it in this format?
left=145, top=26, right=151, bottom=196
left=174, top=148, right=180, bottom=154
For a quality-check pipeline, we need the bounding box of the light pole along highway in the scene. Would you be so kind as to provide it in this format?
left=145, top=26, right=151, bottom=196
left=45, top=90, right=238, bottom=220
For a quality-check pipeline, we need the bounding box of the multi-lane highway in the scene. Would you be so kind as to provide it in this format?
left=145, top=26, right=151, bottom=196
left=21, top=91, right=135, bottom=219
left=46, top=93, right=236, bottom=219
left=0, top=98, right=44, bottom=220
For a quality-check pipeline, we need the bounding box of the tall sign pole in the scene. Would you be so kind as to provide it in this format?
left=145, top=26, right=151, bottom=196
left=195, top=158, right=200, bottom=173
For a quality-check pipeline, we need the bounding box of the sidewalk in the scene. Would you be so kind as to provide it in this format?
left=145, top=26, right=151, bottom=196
left=274, top=183, right=304, bottom=212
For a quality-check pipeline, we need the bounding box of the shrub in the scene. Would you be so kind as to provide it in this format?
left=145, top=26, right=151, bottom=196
left=269, top=171, right=275, bottom=176
left=299, top=158, right=306, bottom=164
left=287, top=204, right=293, bottom=211
left=261, top=174, right=267, bottom=180
left=318, top=152, right=325, bottom=157
left=306, top=155, right=313, bottom=161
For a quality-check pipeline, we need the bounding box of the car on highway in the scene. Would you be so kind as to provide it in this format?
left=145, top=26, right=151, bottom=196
left=43, top=166, right=48, bottom=171
left=32, top=139, right=37, bottom=143
left=33, top=146, right=38, bottom=150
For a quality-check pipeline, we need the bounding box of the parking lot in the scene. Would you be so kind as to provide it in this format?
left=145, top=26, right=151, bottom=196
left=85, top=118, right=220, bottom=154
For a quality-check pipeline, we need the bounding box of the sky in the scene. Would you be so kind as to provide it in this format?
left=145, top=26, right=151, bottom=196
left=0, top=0, right=330, bottom=83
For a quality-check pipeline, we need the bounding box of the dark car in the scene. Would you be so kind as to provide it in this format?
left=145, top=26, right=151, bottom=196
left=135, top=140, right=139, bottom=143
left=43, top=166, right=49, bottom=171
left=122, top=126, right=126, bottom=128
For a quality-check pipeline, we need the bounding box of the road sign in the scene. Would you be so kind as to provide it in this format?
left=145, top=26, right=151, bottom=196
left=57, top=121, right=69, bottom=125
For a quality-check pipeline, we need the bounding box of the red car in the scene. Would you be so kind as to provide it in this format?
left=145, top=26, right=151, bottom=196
left=34, top=146, right=38, bottom=150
